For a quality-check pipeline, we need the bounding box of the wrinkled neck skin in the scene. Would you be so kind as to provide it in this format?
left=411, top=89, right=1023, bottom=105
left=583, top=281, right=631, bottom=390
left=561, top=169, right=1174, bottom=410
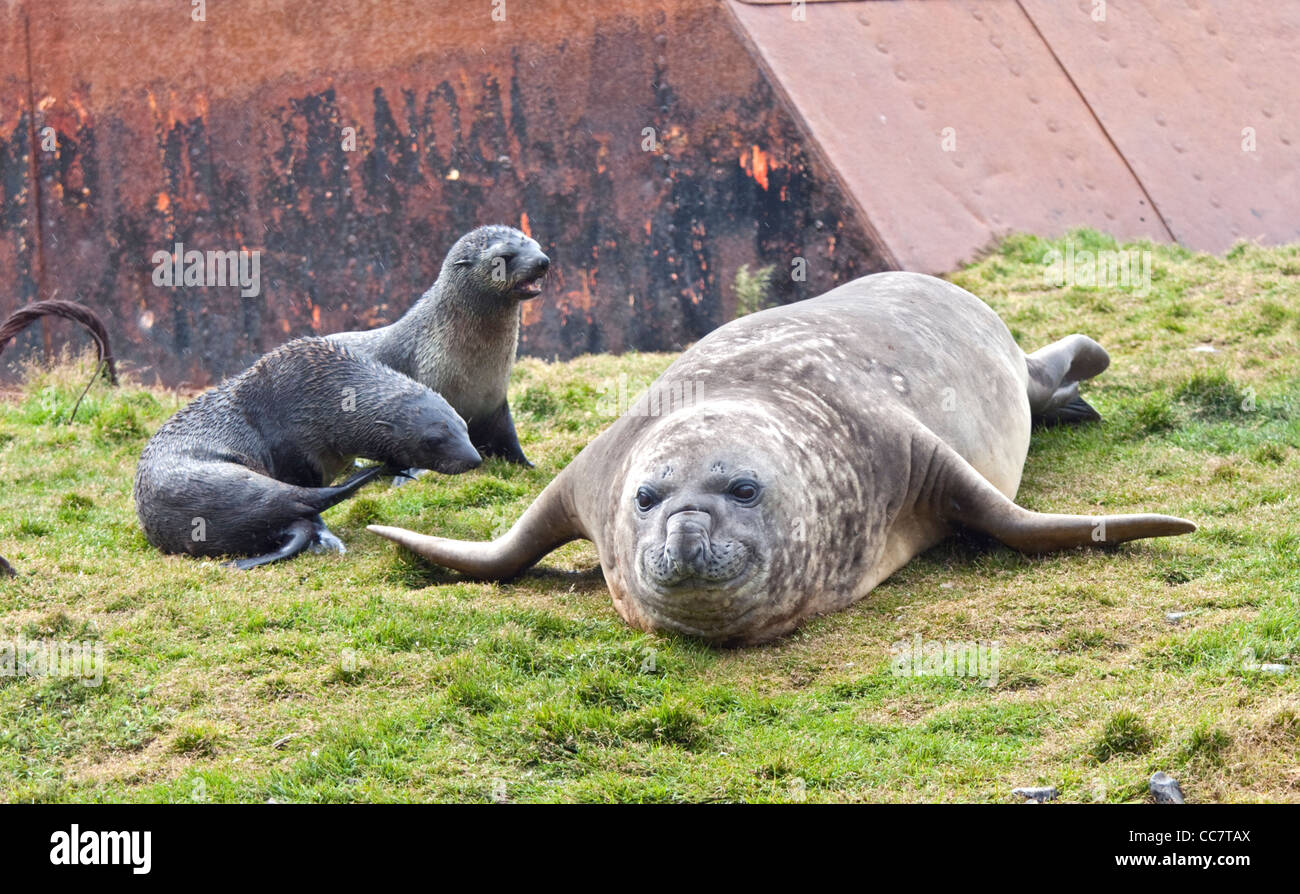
left=591, top=399, right=895, bottom=645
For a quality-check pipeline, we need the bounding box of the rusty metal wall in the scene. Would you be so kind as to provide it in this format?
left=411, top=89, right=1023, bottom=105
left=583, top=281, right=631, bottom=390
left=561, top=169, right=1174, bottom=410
left=7, top=0, right=1295, bottom=387
left=0, top=0, right=883, bottom=386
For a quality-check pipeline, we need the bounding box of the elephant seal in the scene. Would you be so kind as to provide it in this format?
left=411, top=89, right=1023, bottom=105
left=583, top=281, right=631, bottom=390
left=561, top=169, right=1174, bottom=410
left=329, top=224, right=549, bottom=467
left=369, top=272, right=1195, bottom=644
left=134, top=337, right=481, bottom=570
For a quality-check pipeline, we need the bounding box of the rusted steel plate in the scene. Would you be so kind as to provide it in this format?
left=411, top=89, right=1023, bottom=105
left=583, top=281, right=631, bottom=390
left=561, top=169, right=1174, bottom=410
left=1020, top=0, right=1300, bottom=252
left=0, top=0, right=884, bottom=386
left=727, top=0, right=1172, bottom=272
left=0, top=2, right=37, bottom=311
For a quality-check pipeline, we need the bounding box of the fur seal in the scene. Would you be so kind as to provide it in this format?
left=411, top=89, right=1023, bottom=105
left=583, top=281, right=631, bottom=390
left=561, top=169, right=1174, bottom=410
left=369, top=272, right=1195, bottom=644
left=329, top=224, right=549, bottom=467
left=134, top=337, right=481, bottom=570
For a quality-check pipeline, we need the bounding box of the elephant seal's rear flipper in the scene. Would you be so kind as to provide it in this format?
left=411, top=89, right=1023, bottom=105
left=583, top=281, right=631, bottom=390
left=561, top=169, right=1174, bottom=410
left=1026, top=334, right=1109, bottom=426
left=368, top=473, right=585, bottom=579
left=932, top=437, right=1195, bottom=553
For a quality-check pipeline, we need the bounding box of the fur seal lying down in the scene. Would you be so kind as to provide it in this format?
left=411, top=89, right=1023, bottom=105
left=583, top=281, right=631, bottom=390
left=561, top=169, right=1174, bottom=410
left=135, top=338, right=481, bottom=570
left=330, top=225, right=549, bottom=467
left=370, top=272, right=1195, bottom=644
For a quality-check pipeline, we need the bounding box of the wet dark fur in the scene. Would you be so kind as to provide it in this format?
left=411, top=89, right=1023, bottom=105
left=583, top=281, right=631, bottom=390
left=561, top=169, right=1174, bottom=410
left=133, top=337, right=479, bottom=566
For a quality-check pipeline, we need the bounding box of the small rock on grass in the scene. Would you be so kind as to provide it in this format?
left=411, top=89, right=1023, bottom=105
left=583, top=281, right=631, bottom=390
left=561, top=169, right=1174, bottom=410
left=1165, top=611, right=1189, bottom=624
left=1149, top=772, right=1185, bottom=804
left=1012, top=786, right=1058, bottom=803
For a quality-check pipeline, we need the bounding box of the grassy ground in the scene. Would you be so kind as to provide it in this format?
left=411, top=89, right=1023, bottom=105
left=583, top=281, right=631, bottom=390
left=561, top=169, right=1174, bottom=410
left=1, top=230, right=1297, bottom=803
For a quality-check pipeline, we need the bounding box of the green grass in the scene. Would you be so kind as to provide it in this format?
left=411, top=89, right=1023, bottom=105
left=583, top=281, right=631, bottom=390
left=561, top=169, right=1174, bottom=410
left=1, top=230, right=1298, bottom=802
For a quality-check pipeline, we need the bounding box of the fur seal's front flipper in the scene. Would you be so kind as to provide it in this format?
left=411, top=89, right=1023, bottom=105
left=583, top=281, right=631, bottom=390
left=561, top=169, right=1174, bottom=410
left=1025, top=334, right=1109, bottom=426
left=369, top=473, right=583, bottom=578
left=470, top=401, right=531, bottom=467
left=308, top=463, right=393, bottom=511
left=933, top=438, right=1195, bottom=553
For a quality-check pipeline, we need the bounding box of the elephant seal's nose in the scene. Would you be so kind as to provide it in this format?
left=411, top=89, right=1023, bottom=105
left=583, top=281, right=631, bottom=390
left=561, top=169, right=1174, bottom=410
left=664, top=510, right=711, bottom=572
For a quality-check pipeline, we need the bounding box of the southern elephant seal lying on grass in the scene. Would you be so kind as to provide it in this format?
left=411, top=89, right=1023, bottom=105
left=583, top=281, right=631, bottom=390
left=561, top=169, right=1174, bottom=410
left=370, top=272, right=1194, bottom=644
left=134, top=338, right=482, bottom=570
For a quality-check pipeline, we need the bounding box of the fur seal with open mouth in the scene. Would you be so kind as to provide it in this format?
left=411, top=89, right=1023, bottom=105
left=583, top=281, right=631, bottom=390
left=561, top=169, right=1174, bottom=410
left=369, top=272, right=1194, bottom=644
left=329, top=225, right=549, bottom=467
left=134, top=337, right=481, bottom=570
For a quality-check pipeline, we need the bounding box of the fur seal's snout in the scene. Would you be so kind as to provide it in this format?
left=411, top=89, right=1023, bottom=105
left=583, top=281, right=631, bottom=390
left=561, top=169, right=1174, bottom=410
left=507, top=247, right=549, bottom=300
left=432, top=441, right=483, bottom=475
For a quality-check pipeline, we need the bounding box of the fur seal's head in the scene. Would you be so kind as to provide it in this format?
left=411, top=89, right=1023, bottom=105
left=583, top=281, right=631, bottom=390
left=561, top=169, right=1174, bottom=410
left=444, top=225, right=550, bottom=303
left=374, top=390, right=482, bottom=475
left=612, top=401, right=815, bottom=644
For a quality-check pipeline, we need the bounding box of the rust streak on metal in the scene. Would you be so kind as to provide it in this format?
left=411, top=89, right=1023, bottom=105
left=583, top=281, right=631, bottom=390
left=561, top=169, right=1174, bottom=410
left=20, top=3, right=51, bottom=361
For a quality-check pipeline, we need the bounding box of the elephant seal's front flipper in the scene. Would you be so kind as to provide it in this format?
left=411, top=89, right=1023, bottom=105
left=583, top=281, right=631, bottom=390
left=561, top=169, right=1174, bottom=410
left=933, top=436, right=1195, bottom=553
left=368, top=473, right=585, bottom=578
left=1026, top=333, right=1110, bottom=426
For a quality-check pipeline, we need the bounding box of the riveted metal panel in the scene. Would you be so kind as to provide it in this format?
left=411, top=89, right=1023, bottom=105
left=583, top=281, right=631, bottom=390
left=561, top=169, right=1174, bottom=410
left=728, top=0, right=1172, bottom=272
left=1020, top=0, right=1300, bottom=251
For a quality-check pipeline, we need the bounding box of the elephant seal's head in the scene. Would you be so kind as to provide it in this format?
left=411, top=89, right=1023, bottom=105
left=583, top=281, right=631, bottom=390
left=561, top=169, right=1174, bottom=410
left=608, top=400, right=817, bottom=644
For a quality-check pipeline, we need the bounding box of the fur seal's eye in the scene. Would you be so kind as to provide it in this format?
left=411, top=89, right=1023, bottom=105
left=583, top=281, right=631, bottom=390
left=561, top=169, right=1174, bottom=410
left=728, top=480, right=761, bottom=505
left=635, top=486, right=659, bottom=512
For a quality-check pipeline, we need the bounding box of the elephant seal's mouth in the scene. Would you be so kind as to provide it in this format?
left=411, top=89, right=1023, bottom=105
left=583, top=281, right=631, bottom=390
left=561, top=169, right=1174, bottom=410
left=640, top=537, right=752, bottom=588
left=635, top=528, right=765, bottom=637
left=634, top=552, right=767, bottom=640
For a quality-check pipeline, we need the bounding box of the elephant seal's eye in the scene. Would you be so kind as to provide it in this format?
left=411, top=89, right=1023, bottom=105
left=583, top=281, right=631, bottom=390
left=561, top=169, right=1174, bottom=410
left=728, top=480, right=760, bottom=504
left=635, top=486, right=659, bottom=512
